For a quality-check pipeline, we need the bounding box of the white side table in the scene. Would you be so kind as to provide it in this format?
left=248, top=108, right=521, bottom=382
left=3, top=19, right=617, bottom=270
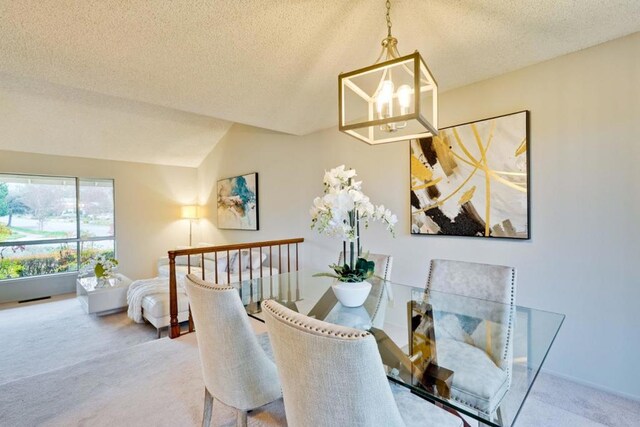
left=76, top=274, right=132, bottom=315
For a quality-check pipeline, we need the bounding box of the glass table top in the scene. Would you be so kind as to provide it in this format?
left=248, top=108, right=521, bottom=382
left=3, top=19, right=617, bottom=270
left=230, top=271, right=564, bottom=427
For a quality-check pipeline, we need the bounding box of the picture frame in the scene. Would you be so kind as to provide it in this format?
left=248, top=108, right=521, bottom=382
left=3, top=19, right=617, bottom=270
left=410, top=111, right=530, bottom=239
left=217, top=172, right=259, bottom=231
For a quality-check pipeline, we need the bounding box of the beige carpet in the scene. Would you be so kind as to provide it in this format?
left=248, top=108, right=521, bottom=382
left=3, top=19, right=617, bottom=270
left=0, top=294, right=156, bottom=385
left=0, top=333, right=286, bottom=427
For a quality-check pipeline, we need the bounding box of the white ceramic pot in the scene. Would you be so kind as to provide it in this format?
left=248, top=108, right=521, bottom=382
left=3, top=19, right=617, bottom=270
left=331, top=280, right=372, bottom=308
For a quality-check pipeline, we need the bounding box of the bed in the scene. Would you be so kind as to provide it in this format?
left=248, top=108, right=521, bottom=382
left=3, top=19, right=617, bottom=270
left=127, top=239, right=301, bottom=337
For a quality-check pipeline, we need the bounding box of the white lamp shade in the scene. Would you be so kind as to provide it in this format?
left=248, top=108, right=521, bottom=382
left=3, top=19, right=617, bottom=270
left=181, top=205, right=199, bottom=219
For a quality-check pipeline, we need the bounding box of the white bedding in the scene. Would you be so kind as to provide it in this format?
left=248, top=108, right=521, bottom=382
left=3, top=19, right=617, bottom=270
left=128, top=262, right=281, bottom=324
left=127, top=277, right=185, bottom=323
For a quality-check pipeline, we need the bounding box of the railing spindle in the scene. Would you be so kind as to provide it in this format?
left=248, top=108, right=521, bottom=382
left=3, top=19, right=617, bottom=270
left=269, top=246, right=273, bottom=276
left=214, top=251, right=219, bottom=284
left=259, top=247, right=263, bottom=278
left=227, top=250, right=231, bottom=285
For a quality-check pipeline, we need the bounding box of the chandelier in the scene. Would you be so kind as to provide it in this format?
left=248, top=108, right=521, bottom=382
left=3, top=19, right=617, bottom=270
left=339, top=0, right=438, bottom=144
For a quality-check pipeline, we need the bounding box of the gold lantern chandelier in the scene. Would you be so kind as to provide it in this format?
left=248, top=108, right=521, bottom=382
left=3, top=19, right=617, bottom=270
left=339, top=0, right=438, bottom=144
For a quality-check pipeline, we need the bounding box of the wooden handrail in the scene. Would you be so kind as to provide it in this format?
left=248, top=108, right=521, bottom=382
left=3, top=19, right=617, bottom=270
left=168, top=237, right=304, bottom=338
left=168, top=238, right=304, bottom=257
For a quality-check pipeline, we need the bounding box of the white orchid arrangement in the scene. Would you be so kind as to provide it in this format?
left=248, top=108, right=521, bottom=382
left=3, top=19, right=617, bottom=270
left=310, top=165, right=397, bottom=241
left=310, top=165, right=397, bottom=282
left=85, top=254, right=118, bottom=280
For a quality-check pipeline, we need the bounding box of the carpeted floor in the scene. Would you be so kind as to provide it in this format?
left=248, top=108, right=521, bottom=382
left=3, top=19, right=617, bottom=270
left=1, top=294, right=638, bottom=427
left=0, top=333, right=286, bottom=427
left=0, top=294, right=156, bottom=385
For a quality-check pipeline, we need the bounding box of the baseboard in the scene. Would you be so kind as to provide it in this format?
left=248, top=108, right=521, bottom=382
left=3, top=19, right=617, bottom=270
left=18, top=296, right=52, bottom=304
left=542, top=368, right=640, bottom=402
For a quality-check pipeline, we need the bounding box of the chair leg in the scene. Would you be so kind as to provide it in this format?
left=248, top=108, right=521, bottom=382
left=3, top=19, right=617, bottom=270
left=496, top=407, right=504, bottom=425
left=157, top=328, right=162, bottom=339
left=202, top=388, right=214, bottom=427
left=236, top=409, right=247, bottom=427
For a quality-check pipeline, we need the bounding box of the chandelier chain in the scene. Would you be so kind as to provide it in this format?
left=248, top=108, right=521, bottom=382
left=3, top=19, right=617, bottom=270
left=385, top=0, right=392, bottom=37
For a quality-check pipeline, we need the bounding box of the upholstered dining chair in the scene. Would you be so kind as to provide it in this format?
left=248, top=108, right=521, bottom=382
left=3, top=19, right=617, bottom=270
left=262, top=299, right=463, bottom=427
left=184, top=274, right=283, bottom=427
left=425, top=259, right=516, bottom=419
left=338, top=251, right=393, bottom=328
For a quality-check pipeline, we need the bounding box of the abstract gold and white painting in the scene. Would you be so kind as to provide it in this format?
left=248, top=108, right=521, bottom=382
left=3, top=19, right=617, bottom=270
left=410, top=111, right=529, bottom=239
left=217, top=173, right=259, bottom=230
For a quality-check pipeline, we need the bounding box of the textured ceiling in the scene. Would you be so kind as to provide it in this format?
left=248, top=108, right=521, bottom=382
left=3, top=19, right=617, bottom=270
left=0, top=0, right=639, bottom=163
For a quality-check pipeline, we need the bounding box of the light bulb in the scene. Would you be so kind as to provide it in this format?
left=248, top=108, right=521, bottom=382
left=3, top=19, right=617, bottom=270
left=381, top=80, right=394, bottom=98
left=376, top=80, right=395, bottom=115
left=397, top=84, right=412, bottom=113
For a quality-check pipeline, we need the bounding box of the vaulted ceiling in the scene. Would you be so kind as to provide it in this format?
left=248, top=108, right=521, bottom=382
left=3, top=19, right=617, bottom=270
left=1, top=0, right=639, bottom=166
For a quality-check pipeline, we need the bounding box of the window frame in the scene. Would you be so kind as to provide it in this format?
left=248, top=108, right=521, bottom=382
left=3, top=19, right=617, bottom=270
left=0, top=173, right=116, bottom=281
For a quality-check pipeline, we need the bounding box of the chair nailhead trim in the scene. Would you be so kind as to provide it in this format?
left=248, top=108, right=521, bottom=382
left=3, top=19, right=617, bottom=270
left=186, top=274, right=235, bottom=291
left=370, top=257, right=392, bottom=320
left=503, top=269, right=516, bottom=363
left=426, top=260, right=435, bottom=289
left=263, top=302, right=370, bottom=339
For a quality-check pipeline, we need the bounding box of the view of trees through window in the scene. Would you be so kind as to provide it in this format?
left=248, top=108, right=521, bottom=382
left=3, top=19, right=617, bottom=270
left=0, top=174, right=115, bottom=280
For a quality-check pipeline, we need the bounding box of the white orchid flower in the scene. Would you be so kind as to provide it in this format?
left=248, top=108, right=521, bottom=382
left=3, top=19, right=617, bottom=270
left=311, top=165, right=396, bottom=241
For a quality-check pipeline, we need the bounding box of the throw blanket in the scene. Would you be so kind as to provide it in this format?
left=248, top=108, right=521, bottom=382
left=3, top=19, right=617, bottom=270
left=127, top=277, right=185, bottom=323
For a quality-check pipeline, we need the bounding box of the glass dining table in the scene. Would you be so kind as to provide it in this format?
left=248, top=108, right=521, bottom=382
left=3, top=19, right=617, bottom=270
left=230, top=270, right=564, bottom=427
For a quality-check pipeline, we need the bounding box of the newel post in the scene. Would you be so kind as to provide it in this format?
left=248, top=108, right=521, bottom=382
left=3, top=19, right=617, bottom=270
left=168, top=251, right=180, bottom=338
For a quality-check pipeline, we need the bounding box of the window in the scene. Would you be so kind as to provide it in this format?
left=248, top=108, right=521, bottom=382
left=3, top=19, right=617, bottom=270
left=0, top=174, right=115, bottom=280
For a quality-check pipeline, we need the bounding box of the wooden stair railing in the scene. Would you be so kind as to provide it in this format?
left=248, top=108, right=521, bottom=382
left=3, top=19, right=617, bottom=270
left=168, top=237, right=304, bottom=338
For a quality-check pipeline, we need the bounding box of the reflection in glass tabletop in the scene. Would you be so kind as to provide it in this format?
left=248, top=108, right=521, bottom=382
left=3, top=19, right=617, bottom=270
left=230, top=271, right=564, bottom=427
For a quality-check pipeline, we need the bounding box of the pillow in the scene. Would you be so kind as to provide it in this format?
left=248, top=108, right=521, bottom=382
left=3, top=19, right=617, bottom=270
left=228, top=250, right=244, bottom=274
left=198, top=242, right=238, bottom=275
left=202, top=258, right=229, bottom=282
left=175, top=245, right=201, bottom=267
left=249, top=249, right=267, bottom=270
left=200, top=251, right=237, bottom=274
left=197, top=243, right=218, bottom=261
left=228, top=249, right=267, bottom=273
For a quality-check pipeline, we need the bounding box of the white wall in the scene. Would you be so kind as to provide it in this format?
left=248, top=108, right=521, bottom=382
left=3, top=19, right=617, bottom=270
left=198, top=32, right=640, bottom=398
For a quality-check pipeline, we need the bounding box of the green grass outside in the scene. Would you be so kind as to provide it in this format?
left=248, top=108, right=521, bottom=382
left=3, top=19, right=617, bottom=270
left=8, top=226, right=70, bottom=238
left=4, top=232, right=26, bottom=240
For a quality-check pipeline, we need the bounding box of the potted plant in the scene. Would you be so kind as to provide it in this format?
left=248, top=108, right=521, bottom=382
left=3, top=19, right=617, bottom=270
left=85, top=254, right=119, bottom=288
left=310, top=165, right=397, bottom=307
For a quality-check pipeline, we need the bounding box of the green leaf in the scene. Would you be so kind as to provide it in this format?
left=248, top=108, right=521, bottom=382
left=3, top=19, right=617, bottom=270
left=319, top=256, right=376, bottom=282
left=94, top=264, right=105, bottom=278
left=312, top=272, right=341, bottom=279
